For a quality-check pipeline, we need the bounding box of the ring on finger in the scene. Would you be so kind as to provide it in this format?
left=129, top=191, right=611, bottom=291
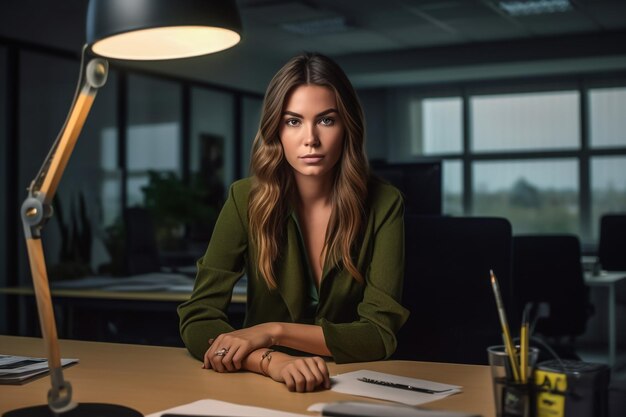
left=215, top=347, right=229, bottom=357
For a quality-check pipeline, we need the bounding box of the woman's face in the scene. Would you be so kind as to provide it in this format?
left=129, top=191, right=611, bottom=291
left=279, top=84, right=345, bottom=180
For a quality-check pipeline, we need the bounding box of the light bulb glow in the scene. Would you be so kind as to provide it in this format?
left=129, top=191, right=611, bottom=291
left=91, top=26, right=241, bottom=60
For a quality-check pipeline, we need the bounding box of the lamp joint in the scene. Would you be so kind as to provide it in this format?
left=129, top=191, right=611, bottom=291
left=21, top=188, right=52, bottom=239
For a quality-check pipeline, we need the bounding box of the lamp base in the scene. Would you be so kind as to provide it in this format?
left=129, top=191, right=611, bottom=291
left=3, top=403, right=142, bottom=417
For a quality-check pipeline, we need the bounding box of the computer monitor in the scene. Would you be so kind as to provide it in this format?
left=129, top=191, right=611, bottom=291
left=370, top=160, right=442, bottom=215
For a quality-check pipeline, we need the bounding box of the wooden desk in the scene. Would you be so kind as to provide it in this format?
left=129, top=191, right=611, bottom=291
left=0, top=336, right=495, bottom=417
left=584, top=270, right=626, bottom=368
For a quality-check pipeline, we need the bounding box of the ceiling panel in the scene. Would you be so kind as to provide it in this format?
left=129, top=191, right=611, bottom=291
left=413, top=0, right=499, bottom=20
left=1, top=0, right=625, bottom=92
left=582, top=2, right=626, bottom=29
left=354, top=9, right=425, bottom=30
left=383, top=24, right=468, bottom=48
left=241, top=1, right=334, bottom=25
left=315, top=30, right=400, bottom=54
left=449, top=17, right=530, bottom=41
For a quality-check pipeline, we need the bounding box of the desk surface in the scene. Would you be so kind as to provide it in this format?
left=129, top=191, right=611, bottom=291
left=584, top=270, right=626, bottom=286
left=0, top=336, right=495, bottom=417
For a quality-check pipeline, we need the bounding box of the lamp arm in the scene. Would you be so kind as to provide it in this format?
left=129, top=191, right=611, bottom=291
left=20, top=45, right=108, bottom=414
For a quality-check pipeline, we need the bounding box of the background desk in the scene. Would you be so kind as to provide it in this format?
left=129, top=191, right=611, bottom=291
left=0, top=287, right=246, bottom=346
left=0, top=336, right=494, bottom=417
left=585, top=270, right=626, bottom=368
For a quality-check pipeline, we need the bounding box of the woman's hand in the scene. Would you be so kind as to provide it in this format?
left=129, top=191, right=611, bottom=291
left=203, top=323, right=280, bottom=372
left=266, top=353, right=331, bottom=392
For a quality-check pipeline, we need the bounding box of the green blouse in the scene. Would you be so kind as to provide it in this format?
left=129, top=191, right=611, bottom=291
left=177, top=177, right=409, bottom=364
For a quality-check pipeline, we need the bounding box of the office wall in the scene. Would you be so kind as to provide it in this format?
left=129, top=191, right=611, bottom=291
left=357, top=89, right=387, bottom=161
left=0, top=46, right=7, bottom=333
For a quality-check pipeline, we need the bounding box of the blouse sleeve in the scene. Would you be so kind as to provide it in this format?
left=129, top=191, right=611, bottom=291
left=177, top=181, right=249, bottom=360
left=320, top=186, right=410, bottom=363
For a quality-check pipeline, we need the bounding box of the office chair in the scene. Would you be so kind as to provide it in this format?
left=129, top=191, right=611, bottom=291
left=512, top=235, right=593, bottom=359
left=598, top=214, right=626, bottom=272
left=394, top=215, right=513, bottom=365
left=123, top=207, right=162, bottom=275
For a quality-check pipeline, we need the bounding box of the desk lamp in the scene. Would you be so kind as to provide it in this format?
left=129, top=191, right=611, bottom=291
left=8, top=1, right=241, bottom=416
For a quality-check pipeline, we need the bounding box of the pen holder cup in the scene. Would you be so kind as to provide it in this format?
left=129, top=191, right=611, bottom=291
left=488, top=345, right=539, bottom=417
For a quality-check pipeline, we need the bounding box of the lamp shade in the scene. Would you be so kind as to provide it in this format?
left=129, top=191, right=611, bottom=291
left=86, top=0, right=242, bottom=60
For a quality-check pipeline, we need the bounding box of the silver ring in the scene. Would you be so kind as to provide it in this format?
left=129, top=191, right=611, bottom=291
left=215, top=347, right=229, bottom=357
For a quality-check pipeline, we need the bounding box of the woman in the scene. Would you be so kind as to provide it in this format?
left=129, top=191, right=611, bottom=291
left=178, top=52, right=409, bottom=392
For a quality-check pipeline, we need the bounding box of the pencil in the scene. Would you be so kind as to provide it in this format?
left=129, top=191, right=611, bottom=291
left=490, top=270, right=520, bottom=382
left=520, top=303, right=531, bottom=383
left=520, top=320, right=529, bottom=383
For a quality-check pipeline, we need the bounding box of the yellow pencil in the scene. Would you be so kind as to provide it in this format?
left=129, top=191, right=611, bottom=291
left=520, top=303, right=531, bottom=383
left=520, top=320, right=529, bottom=383
left=490, top=270, right=520, bottom=382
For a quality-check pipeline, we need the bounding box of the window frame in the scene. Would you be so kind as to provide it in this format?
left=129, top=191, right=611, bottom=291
left=392, top=72, right=626, bottom=247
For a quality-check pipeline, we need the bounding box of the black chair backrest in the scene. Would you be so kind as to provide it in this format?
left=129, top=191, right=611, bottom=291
left=124, top=207, right=161, bottom=275
left=395, top=215, right=513, bottom=365
left=512, top=235, right=592, bottom=339
left=598, top=214, right=626, bottom=271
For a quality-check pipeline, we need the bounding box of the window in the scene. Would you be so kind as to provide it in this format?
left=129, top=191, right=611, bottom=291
left=411, top=97, right=462, bottom=155
left=471, top=91, right=579, bottom=152
left=442, top=160, right=463, bottom=215
left=473, top=159, right=579, bottom=235
left=405, top=95, right=464, bottom=216
left=362, top=80, right=626, bottom=244
left=591, top=156, right=626, bottom=239
left=367, top=77, right=626, bottom=244
left=589, top=87, right=626, bottom=148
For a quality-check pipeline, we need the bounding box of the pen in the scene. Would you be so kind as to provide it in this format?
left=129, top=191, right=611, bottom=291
left=357, top=377, right=453, bottom=394
left=490, top=270, right=520, bottom=382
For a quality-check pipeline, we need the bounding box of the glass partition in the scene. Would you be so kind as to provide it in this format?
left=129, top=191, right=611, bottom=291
left=19, top=51, right=118, bottom=280
left=471, top=91, right=580, bottom=152
left=190, top=87, right=234, bottom=184
left=127, top=74, right=182, bottom=207
left=185, top=87, right=234, bottom=248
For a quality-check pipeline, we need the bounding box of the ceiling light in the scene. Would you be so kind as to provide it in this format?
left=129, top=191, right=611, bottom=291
left=498, top=0, right=572, bottom=16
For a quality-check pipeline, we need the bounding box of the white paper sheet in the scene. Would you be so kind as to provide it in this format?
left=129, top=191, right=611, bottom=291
left=145, top=399, right=311, bottom=417
left=0, top=355, right=78, bottom=384
left=330, top=370, right=462, bottom=406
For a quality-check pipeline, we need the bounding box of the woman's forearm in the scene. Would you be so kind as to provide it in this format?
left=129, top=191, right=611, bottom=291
left=272, top=322, right=332, bottom=357
left=241, top=348, right=267, bottom=374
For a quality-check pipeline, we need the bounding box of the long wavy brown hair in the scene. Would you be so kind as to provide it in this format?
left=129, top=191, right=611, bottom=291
left=249, top=52, right=369, bottom=289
